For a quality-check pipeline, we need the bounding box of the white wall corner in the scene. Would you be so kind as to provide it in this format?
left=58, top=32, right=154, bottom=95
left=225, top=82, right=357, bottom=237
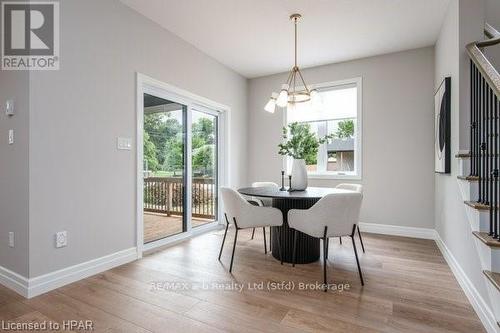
left=0, top=265, right=29, bottom=298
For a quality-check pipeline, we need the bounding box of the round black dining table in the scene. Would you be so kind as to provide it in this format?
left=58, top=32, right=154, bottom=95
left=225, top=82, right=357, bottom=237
left=237, top=186, right=350, bottom=264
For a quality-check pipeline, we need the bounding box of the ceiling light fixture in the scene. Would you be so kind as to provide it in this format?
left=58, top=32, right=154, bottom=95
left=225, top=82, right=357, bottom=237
left=264, top=13, right=322, bottom=113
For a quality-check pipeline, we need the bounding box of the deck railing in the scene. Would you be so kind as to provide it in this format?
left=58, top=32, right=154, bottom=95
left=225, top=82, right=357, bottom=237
left=144, top=177, right=216, bottom=219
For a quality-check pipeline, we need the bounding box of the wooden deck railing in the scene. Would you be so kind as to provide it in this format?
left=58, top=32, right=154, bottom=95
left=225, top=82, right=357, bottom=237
left=144, top=177, right=216, bottom=219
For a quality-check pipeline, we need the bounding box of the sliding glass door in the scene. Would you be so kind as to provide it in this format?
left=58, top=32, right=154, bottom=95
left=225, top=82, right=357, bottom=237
left=143, top=94, right=187, bottom=243
left=141, top=90, right=222, bottom=247
left=191, top=108, right=218, bottom=228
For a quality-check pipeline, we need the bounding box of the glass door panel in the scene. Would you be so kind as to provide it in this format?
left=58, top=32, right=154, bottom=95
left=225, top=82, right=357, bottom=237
left=143, top=93, right=187, bottom=243
left=191, top=109, right=218, bottom=227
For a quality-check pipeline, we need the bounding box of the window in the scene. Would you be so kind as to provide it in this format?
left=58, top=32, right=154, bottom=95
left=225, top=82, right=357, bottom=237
left=285, top=78, right=362, bottom=179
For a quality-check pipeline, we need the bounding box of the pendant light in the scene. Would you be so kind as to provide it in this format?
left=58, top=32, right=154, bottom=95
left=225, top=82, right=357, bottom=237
left=264, top=14, right=322, bottom=113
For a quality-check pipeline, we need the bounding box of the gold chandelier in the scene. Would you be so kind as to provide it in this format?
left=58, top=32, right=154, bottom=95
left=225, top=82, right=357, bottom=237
left=264, top=13, right=322, bottom=113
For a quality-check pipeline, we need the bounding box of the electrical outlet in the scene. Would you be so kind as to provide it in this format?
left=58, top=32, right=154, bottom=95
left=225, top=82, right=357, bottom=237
left=8, top=232, right=14, bottom=248
left=8, top=130, right=14, bottom=145
left=55, top=231, right=67, bottom=248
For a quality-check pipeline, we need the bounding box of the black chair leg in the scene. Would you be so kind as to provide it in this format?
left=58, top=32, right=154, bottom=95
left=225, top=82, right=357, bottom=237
left=292, top=230, right=298, bottom=267
left=323, top=226, right=328, bottom=292
left=351, top=235, right=364, bottom=286
left=325, top=238, right=329, bottom=260
left=269, top=227, right=272, bottom=252
left=229, top=218, right=239, bottom=273
left=357, top=225, right=365, bottom=253
left=339, top=236, right=342, bottom=245
left=218, top=220, right=229, bottom=260
left=276, top=228, right=283, bottom=264
left=263, top=227, right=267, bottom=254
left=251, top=228, right=255, bottom=240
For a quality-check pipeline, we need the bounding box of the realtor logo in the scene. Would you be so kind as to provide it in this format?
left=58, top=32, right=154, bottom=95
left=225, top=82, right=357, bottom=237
left=2, top=1, right=59, bottom=70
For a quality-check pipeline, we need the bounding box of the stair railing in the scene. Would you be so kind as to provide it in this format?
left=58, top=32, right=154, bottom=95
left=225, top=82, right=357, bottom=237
left=467, top=23, right=500, bottom=241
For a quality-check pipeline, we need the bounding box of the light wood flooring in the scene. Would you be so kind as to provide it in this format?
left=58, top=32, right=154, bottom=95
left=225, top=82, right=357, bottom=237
left=0, top=228, right=485, bottom=332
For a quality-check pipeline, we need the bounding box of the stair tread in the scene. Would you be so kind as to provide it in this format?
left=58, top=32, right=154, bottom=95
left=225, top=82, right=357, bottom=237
left=464, top=201, right=490, bottom=210
left=472, top=232, right=500, bottom=248
left=457, top=175, right=500, bottom=181
left=483, top=270, right=500, bottom=292
left=455, top=152, right=471, bottom=158
left=457, top=175, right=479, bottom=181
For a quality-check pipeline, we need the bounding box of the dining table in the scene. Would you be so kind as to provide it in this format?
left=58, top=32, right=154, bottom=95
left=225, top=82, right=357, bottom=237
left=237, top=186, right=351, bottom=264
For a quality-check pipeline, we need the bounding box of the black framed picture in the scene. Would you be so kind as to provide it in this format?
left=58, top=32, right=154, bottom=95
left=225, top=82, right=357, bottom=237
left=435, top=77, right=451, bottom=173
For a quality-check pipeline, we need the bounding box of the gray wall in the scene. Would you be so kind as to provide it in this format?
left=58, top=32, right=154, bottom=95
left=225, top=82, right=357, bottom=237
left=434, top=0, right=491, bottom=313
left=248, top=47, right=436, bottom=229
left=28, top=0, right=248, bottom=277
left=0, top=70, right=30, bottom=277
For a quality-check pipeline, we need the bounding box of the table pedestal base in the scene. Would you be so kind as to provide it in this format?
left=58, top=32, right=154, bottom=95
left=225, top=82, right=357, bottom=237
left=271, top=198, right=320, bottom=264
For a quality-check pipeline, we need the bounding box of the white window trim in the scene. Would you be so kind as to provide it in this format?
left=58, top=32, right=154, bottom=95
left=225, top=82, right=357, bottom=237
left=136, top=73, right=229, bottom=257
left=282, top=77, right=363, bottom=180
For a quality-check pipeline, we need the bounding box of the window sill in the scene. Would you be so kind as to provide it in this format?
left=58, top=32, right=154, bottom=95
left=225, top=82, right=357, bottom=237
left=306, top=173, right=361, bottom=181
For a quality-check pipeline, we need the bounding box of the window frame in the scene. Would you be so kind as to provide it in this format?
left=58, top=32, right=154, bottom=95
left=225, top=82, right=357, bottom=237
left=282, top=77, right=363, bottom=180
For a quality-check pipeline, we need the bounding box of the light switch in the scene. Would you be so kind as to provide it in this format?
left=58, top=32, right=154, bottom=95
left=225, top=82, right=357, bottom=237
left=8, top=130, right=14, bottom=145
left=117, top=137, right=132, bottom=150
left=5, top=100, right=14, bottom=116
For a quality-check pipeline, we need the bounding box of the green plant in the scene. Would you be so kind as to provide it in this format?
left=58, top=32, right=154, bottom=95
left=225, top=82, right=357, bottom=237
left=336, top=119, right=354, bottom=139
left=278, top=122, right=335, bottom=164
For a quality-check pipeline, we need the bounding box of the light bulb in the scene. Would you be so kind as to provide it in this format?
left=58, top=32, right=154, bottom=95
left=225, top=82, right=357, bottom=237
left=287, top=102, right=297, bottom=114
left=264, top=93, right=278, bottom=113
left=276, top=84, right=289, bottom=107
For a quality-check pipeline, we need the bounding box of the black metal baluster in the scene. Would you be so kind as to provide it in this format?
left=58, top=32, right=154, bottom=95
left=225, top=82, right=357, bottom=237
left=483, top=78, right=487, bottom=203
left=474, top=65, right=478, bottom=176
left=471, top=63, right=476, bottom=176
left=478, top=76, right=483, bottom=202
left=495, top=94, right=499, bottom=240
left=485, top=85, right=490, bottom=204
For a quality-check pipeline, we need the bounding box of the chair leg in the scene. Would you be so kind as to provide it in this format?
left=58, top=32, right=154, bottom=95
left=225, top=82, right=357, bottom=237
left=292, top=230, right=298, bottom=267
left=323, top=226, right=328, bottom=292
left=229, top=218, right=239, bottom=273
left=276, top=228, right=283, bottom=265
left=218, top=220, right=229, bottom=260
left=339, top=236, right=342, bottom=245
left=357, top=225, right=365, bottom=253
left=269, top=227, right=272, bottom=252
left=251, top=228, right=255, bottom=240
left=351, top=235, right=364, bottom=286
left=263, top=227, right=267, bottom=254
left=325, top=238, right=329, bottom=260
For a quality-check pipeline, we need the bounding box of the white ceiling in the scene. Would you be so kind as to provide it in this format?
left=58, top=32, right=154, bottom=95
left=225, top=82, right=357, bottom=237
left=121, top=0, right=450, bottom=78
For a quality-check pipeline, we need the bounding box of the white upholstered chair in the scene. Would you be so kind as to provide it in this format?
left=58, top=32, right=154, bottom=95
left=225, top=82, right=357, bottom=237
left=248, top=182, right=279, bottom=244
left=288, top=192, right=364, bottom=289
left=220, top=187, right=283, bottom=272
left=335, top=183, right=365, bottom=253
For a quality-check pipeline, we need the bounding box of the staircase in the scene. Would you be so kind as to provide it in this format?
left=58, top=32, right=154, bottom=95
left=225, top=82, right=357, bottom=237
left=457, top=23, right=500, bottom=332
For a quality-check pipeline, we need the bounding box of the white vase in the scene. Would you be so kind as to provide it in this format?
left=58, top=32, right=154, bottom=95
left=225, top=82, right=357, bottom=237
left=291, top=159, right=308, bottom=190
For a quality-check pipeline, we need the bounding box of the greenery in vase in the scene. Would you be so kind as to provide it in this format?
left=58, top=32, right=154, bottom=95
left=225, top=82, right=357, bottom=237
left=278, top=122, right=335, bottom=165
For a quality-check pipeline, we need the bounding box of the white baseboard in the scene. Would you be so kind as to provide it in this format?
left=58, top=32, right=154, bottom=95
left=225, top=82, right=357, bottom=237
left=435, top=233, right=499, bottom=333
left=0, top=247, right=137, bottom=299
left=0, top=265, right=29, bottom=297
left=358, top=222, right=436, bottom=239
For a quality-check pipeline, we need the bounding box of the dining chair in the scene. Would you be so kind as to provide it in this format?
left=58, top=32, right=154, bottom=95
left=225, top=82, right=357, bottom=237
left=248, top=182, right=279, bottom=245
left=288, top=192, right=364, bottom=290
left=335, top=183, right=365, bottom=253
left=220, top=187, right=283, bottom=272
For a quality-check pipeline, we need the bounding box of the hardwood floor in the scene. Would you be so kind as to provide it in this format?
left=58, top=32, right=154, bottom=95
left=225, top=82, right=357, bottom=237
left=0, top=229, right=485, bottom=332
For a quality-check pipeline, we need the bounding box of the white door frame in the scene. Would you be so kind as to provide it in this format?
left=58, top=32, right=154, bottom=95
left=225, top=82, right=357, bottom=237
left=136, top=73, right=229, bottom=257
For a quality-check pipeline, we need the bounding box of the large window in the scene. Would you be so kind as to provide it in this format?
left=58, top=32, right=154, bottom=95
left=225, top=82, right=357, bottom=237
left=285, top=78, right=362, bottom=179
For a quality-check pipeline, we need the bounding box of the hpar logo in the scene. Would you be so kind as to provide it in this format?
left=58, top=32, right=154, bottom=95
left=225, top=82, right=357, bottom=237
left=1, top=1, right=59, bottom=70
